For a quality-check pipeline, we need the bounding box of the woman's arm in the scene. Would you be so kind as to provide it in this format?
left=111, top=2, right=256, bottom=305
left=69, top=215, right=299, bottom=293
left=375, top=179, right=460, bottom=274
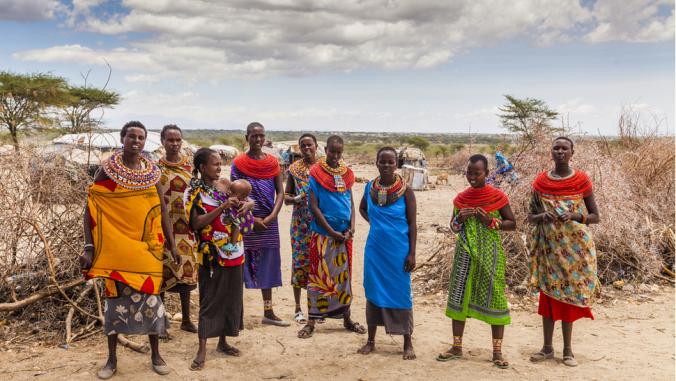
left=263, top=172, right=285, bottom=225
left=189, top=199, right=234, bottom=231
left=583, top=193, right=600, bottom=224
left=404, top=187, right=417, bottom=272
left=157, top=186, right=180, bottom=264
left=284, top=174, right=297, bottom=205
left=358, top=193, right=369, bottom=223
left=79, top=169, right=106, bottom=269
left=498, top=204, right=517, bottom=231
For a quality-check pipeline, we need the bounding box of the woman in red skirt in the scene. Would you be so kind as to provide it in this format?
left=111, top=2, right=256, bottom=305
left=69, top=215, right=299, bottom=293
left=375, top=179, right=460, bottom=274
left=527, top=137, right=600, bottom=367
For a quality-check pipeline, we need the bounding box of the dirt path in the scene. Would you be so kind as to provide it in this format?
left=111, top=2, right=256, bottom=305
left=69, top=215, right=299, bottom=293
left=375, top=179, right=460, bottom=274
left=1, top=169, right=674, bottom=380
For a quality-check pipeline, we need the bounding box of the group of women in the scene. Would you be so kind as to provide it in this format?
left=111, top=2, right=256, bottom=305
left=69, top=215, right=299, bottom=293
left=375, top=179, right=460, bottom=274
left=80, top=121, right=599, bottom=378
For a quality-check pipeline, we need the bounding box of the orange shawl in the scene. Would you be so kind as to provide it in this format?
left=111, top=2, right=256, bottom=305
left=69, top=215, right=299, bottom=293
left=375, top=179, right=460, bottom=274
left=232, top=153, right=280, bottom=179
left=453, top=185, right=509, bottom=213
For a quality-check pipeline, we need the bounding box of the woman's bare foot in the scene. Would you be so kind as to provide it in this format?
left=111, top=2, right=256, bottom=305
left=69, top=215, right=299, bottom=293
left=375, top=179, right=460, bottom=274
left=357, top=341, right=376, bottom=355
left=403, top=342, right=416, bottom=360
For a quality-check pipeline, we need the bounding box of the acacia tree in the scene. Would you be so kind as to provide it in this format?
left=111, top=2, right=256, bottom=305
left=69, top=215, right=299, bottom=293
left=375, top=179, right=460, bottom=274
left=62, top=86, right=120, bottom=132
left=498, top=95, right=560, bottom=146
left=0, top=71, right=70, bottom=150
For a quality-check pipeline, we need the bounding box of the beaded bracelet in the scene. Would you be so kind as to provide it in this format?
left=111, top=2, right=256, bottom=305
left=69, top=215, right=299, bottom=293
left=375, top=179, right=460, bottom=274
left=580, top=213, right=587, bottom=225
left=488, top=217, right=502, bottom=230
left=451, top=216, right=463, bottom=231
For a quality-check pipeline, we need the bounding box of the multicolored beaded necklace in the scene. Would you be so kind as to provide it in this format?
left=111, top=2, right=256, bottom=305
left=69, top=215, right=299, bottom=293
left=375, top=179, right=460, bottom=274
left=189, top=178, right=229, bottom=205
left=159, top=154, right=190, bottom=168
left=371, top=174, right=406, bottom=206
left=102, top=150, right=161, bottom=190
left=289, top=157, right=315, bottom=181
left=319, top=157, right=348, bottom=192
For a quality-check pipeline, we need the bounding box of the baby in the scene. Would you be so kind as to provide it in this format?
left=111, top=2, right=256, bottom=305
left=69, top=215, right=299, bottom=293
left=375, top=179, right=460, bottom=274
left=220, top=179, right=254, bottom=254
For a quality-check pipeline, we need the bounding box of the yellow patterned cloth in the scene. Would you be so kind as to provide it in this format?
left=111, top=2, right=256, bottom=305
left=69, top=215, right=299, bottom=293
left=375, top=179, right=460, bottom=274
left=86, top=179, right=164, bottom=295
left=157, top=157, right=198, bottom=291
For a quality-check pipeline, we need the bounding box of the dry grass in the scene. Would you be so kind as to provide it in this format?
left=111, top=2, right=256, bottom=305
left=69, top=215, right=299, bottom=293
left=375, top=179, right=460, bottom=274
left=416, top=111, right=675, bottom=292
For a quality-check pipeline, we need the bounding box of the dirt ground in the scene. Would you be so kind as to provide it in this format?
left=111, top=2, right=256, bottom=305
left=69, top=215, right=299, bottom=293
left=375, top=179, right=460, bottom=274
left=0, top=167, right=674, bottom=381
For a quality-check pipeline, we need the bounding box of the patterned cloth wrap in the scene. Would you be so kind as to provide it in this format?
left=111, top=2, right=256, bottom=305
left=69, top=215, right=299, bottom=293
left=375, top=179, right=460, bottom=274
left=157, top=156, right=198, bottom=292
left=288, top=159, right=314, bottom=288
left=528, top=170, right=597, bottom=308
left=446, top=185, right=511, bottom=325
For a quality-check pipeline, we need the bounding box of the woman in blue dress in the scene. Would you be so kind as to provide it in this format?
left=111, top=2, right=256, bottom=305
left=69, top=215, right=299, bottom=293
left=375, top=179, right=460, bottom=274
left=358, top=146, right=417, bottom=360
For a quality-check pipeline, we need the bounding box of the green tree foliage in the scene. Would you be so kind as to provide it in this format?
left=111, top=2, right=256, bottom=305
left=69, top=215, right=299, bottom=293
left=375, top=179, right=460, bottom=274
left=405, top=136, right=430, bottom=151
left=0, top=71, right=70, bottom=150
left=498, top=95, right=560, bottom=144
left=62, top=85, right=120, bottom=132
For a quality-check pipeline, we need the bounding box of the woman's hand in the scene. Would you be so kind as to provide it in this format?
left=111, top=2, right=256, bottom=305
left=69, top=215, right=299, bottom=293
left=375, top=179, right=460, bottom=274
left=237, top=199, right=255, bottom=217
left=540, top=211, right=558, bottom=223
left=559, top=211, right=579, bottom=222
left=456, top=208, right=475, bottom=223
left=329, top=229, right=346, bottom=242
left=404, top=253, right=416, bottom=273
left=342, top=229, right=354, bottom=241
left=475, top=207, right=493, bottom=226
left=79, top=247, right=94, bottom=270
left=253, top=217, right=268, bottom=231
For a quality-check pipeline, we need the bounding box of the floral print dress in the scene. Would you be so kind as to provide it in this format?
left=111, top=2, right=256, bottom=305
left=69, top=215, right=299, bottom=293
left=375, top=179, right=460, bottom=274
left=288, top=159, right=313, bottom=288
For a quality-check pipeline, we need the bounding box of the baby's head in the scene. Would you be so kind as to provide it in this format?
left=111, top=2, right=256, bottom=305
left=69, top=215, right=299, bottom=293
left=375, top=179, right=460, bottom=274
left=229, top=179, right=252, bottom=201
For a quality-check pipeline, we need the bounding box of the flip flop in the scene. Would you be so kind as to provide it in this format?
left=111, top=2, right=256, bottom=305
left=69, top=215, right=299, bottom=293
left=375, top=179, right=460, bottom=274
left=96, top=366, right=116, bottom=380
left=436, top=351, right=462, bottom=362
left=493, top=359, right=510, bottom=369
left=189, top=359, right=204, bottom=371
left=297, top=324, right=315, bottom=339
left=563, top=355, right=578, bottom=367
left=262, top=317, right=291, bottom=327
left=152, top=362, right=171, bottom=376
left=293, top=311, right=307, bottom=324
left=530, top=350, right=555, bottom=362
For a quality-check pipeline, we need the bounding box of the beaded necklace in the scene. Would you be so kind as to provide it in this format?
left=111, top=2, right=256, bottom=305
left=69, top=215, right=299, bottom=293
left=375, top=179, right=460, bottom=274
left=159, top=154, right=190, bottom=168
left=289, top=157, right=315, bottom=181
left=102, top=150, right=161, bottom=190
left=190, top=178, right=229, bottom=205
left=319, top=157, right=348, bottom=192
left=371, top=174, right=406, bottom=206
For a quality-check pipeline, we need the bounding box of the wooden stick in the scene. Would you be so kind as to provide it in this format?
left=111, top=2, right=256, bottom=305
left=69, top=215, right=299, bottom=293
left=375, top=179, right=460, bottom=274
left=117, top=334, right=149, bottom=353
left=0, top=278, right=85, bottom=312
left=66, top=283, right=94, bottom=343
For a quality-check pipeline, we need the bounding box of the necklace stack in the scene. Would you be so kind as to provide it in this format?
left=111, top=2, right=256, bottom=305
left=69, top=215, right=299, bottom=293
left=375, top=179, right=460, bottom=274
left=371, top=174, right=406, bottom=206
left=190, top=178, right=229, bottom=205
left=103, top=150, right=161, bottom=190
left=319, top=157, right=348, bottom=192
left=159, top=154, right=189, bottom=168
left=290, top=158, right=315, bottom=181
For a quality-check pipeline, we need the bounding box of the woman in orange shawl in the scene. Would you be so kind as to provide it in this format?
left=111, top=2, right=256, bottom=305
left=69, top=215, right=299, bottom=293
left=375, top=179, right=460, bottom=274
left=528, top=137, right=600, bottom=367
left=80, top=121, right=179, bottom=379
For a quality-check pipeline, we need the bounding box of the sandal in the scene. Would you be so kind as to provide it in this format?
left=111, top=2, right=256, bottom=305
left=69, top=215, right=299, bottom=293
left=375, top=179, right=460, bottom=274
left=493, top=358, right=510, bottom=369
left=563, top=355, right=578, bottom=367
left=297, top=324, right=315, bottom=339
left=217, top=344, right=241, bottom=357
left=180, top=321, right=198, bottom=333
left=293, top=311, right=307, bottom=324
left=152, top=362, right=171, bottom=376
left=262, top=316, right=291, bottom=327
left=189, top=359, right=204, bottom=371
left=96, top=366, right=116, bottom=380
left=344, top=320, right=366, bottom=334
left=530, top=350, right=555, bottom=362
left=436, top=348, right=462, bottom=362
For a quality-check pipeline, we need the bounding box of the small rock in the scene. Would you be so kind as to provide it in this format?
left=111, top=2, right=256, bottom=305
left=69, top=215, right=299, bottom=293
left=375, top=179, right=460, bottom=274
left=612, top=279, right=625, bottom=289
left=171, top=313, right=183, bottom=322
left=622, top=284, right=635, bottom=292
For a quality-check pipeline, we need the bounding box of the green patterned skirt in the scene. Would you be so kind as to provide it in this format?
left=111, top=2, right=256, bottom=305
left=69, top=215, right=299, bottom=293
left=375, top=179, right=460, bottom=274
left=446, top=214, right=510, bottom=325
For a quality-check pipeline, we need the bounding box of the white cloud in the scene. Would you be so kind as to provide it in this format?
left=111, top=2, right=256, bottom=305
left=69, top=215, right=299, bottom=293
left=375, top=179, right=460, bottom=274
left=585, top=0, right=675, bottom=43
left=15, top=0, right=673, bottom=80
left=0, top=0, right=62, bottom=21
left=557, top=98, right=598, bottom=116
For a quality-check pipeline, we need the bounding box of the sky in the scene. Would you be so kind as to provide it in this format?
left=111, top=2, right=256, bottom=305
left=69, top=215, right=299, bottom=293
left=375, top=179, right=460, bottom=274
left=0, top=0, right=674, bottom=135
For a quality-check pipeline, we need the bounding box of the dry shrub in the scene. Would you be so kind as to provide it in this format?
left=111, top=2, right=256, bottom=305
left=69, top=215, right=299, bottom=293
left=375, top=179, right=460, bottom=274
left=0, top=147, right=95, bottom=344
left=416, top=111, right=675, bottom=293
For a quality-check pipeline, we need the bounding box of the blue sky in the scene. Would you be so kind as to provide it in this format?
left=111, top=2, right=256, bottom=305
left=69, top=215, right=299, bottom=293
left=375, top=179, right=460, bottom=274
left=1, top=0, right=673, bottom=135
